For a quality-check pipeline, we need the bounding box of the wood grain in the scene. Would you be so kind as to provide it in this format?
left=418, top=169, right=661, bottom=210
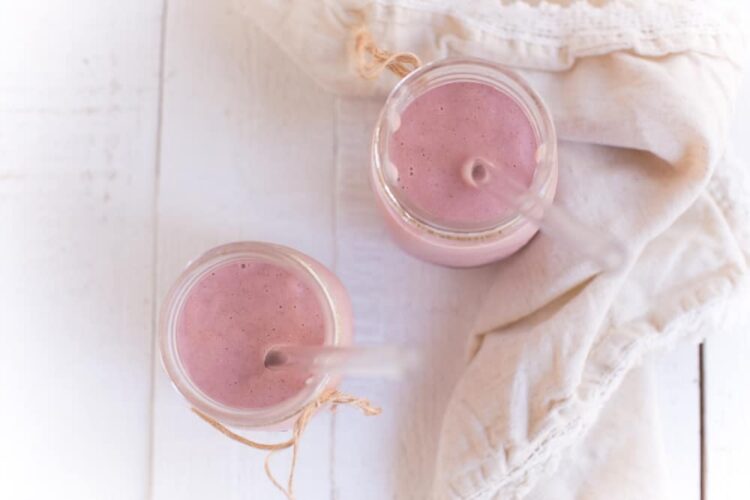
left=702, top=60, right=750, bottom=500
left=703, top=333, right=750, bottom=500
left=332, top=97, right=500, bottom=498
left=655, top=345, right=701, bottom=500
left=0, top=2, right=162, bottom=499
left=150, top=1, right=336, bottom=498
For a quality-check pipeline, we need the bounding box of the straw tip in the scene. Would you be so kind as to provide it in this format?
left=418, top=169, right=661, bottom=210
left=264, top=349, right=288, bottom=369
left=461, top=157, right=493, bottom=188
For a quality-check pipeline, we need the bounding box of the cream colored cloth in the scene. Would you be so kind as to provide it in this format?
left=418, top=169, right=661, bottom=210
left=235, top=1, right=750, bottom=498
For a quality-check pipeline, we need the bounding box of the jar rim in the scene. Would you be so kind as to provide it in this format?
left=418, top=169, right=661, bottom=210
left=371, top=57, right=558, bottom=240
left=159, top=241, right=337, bottom=428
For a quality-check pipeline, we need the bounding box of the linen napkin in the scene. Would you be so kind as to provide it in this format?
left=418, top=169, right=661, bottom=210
left=234, top=1, right=750, bottom=498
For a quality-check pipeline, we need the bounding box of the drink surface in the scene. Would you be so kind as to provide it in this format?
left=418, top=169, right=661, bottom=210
left=175, top=259, right=326, bottom=409
left=389, top=81, right=538, bottom=229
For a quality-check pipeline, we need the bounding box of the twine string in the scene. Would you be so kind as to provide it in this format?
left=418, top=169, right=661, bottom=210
left=353, top=24, right=421, bottom=80
left=192, top=389, right=381, bottom=500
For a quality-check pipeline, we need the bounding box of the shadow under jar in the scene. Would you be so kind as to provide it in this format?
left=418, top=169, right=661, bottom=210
left=370, top=58, right=558, bottom=267
left=160, top=242, right=352, bottom=429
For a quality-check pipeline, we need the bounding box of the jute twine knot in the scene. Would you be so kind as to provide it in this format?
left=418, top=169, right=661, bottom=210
left=192, top=388, right=381, bottom=500
left=353, top=24, right=421, bottom=79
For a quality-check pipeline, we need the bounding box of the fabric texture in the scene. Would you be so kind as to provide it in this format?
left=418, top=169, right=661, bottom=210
left=234, top=0, right=750, bottom=498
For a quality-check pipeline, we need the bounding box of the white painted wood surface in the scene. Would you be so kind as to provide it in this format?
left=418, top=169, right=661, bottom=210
left=0, top=1, right=747, bottom=499
left=701, top=52, right=750, bottom=500
left=151, top=2, right=336, bottom=498
left=0, top=2, right=162, bottom=500
left=704, top=331, right=750, bottom=500
left=655, top=345, right=701, bottom=500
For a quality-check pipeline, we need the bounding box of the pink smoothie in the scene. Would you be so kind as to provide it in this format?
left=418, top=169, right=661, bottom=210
left=175, top=259, right=326, bottom=409
left=389, top=81, right=538, bottom=229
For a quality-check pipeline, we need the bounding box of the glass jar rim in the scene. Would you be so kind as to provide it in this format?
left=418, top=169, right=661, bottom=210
left=371, top=57, right=558, bottom=240
left=159, top=241, right=338, bottom=428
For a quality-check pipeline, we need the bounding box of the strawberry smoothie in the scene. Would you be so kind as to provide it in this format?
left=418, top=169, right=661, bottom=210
left=371, top=59, right=557, bottom=267
left=160, top=242, right=352, bottom=428
left=389, top=81, right=538, bottom=230
left=175, top=259, right=326, bottom=409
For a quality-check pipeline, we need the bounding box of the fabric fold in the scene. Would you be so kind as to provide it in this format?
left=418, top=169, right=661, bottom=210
left=434, top=51, right=749, bottom=498
left=235, top=0, right=746, bottom=96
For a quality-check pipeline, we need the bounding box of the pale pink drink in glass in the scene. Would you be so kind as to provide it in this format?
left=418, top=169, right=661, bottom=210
left=160, top=242, right=352, bottom=429
left=371, top=58, right=558, bottom=267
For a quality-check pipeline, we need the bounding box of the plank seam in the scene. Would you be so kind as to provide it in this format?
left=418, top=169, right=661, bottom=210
left=700, top=343, right=706, bottom=500
left=146, top=1, right=169, bottom=498
left=329, top=96, right=341, bottom=500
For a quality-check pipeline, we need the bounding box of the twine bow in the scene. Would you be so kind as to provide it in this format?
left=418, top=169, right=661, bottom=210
left=353, top=24, right=421, bottom=79
left=193, top=389, right=381, bottom=500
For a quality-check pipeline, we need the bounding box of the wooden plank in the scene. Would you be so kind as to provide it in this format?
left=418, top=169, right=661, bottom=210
left=150, top=1, right=337, bottom=498
left=655, top=345, right=702, bottom=500
left=0, top=2, right=163, bottom=499
left=331, top=97, right=499, bottom=499
left=703, top=63, right=750, bottom=500
left=704, top=332, right=750, bottom=500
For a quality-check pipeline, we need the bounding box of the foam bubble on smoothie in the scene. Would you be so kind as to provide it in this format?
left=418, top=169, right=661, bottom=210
left=175, top=259, right=326, bottom=409
left=387, top=106, right=401, bottom=133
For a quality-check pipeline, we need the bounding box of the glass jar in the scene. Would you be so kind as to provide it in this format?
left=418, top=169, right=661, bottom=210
left=370, top=58, right=558, bottom=267
left=159, top=241, right=352, bottom=429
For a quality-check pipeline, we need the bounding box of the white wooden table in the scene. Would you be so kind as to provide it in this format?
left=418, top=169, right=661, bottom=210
left=1, top=2, right=748, bottom=499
